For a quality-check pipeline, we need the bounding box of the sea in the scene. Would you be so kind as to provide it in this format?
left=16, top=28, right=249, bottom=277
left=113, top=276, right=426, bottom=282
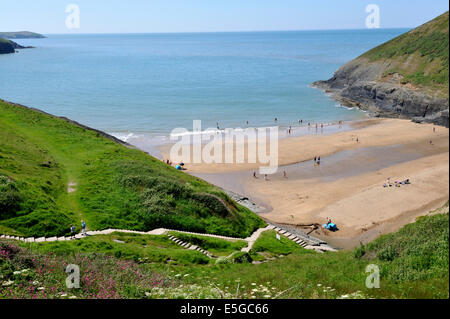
left=0, top=29, right=407, bottom=154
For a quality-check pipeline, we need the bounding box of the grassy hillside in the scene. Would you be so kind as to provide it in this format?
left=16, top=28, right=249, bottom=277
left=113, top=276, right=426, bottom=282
left=0, top=100, right=264, bottom=237
left=1, top=204, right=448, bottom=299
left=362, top=11, right=449, bottom=96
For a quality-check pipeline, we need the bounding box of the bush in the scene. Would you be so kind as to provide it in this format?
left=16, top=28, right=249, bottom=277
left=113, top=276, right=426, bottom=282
left=0, top=176, right=22, bottom=220
left=191, top=193, right=232, bottom=217
left=231, top=252, right=253, bottom=264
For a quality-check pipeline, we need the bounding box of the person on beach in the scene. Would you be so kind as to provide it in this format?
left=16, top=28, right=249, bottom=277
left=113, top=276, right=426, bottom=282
left=81, top=220, right=87, bottom=236
left=264, top=174, right=268, bottom=181
left=253, top=171, right=257, bottom=178
left=283, top=170, right=287, bottom=178
left=314, top=156, right=317, bottom=163
left=70, top=225, right=76, bottom=238
left=317, top=156, right=321, bottom=165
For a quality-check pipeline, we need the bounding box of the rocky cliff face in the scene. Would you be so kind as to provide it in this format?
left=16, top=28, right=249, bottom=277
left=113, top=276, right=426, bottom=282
left=0, top=38, right=34, bottom=54
left=0, top=39, right=15, bottom=54
left=312, top=58, right=449, bottom=127
left=313, top=11, right=449, bottom=127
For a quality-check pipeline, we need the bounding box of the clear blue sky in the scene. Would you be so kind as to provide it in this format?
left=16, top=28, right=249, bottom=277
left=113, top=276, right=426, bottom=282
left=1, top=0, right=448, bottom=34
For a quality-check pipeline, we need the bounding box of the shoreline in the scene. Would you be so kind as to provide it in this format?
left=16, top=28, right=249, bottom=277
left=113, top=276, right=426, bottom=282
left=159, top=117, right=449, bottom=250
left=3, top=98, right=447, bottom=250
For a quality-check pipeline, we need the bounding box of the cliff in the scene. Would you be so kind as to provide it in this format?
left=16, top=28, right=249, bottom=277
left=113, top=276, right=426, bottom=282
left=0, top=38, right=15, bottom=54
left=313, top=12, right=449, bottom=127
left=0, top=38, right=34, bottom=54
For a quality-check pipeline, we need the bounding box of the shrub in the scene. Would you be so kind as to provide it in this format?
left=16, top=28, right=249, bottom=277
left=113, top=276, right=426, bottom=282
left=0, top=176, right=22, bottom=220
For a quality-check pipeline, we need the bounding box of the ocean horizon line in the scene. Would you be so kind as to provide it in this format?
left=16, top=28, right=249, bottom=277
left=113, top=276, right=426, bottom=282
left=39, top=27, right=412, bottom=37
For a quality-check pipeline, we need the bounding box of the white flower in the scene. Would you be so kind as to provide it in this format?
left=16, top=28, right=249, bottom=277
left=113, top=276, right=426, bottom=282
left=69, top=295, right=77, bottom=299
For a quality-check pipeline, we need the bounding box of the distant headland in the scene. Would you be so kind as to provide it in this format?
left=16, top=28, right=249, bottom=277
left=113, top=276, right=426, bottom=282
left=0, top=31, right=44, bottom=54
left=0, top=31, right=45, bottom=39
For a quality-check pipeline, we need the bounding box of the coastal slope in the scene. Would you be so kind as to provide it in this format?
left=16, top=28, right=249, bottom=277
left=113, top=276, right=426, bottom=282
left=0, top=38, right=33, bottom=54
left=313, top=12, right=449, bottom=127
left=0, top=38, right=15, bottom=54
left=0, top=99, right=264, bottom=237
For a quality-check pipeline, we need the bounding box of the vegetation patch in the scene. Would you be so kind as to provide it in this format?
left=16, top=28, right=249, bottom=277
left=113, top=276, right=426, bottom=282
left=0, top=100, right=265, bottom=238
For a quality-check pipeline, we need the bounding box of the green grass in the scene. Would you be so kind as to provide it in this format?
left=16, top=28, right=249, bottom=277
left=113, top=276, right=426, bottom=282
left=250, top=230, right=302, bottom=256
left=19, top=232, right=210, bottom=265
left=0, top=100, right=265, bottom=237
left=168, top=231, right=248, bottom=257
left=362, top=11, right=449, bottom=96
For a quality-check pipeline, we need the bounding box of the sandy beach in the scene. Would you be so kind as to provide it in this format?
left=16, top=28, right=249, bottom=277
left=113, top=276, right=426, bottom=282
left=159, top=118, right=449, bottom=249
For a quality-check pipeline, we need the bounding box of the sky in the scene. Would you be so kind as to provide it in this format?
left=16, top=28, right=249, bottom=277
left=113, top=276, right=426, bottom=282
left=1, top=0, right=449, bottom=34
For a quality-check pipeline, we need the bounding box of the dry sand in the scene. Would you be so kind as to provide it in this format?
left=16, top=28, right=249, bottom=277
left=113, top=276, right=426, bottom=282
left=159, top=118, right=449, bottom=249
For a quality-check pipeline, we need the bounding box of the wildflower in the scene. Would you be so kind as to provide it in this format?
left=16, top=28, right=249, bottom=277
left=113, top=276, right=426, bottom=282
left=69, top=295, right=77, bottom=299
left=2, top=280, right=14, bottom=287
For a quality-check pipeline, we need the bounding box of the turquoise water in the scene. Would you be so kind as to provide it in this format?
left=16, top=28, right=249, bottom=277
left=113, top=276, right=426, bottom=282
left=0, top=30, right=407, bottom=139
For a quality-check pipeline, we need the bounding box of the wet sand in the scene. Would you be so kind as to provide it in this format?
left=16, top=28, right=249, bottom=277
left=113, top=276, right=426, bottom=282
left=159, top=118, right=449, bottom=249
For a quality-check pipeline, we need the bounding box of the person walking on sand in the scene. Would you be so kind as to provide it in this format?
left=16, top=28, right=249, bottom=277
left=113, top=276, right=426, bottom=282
left=283, top=170, right=287, bottom=178
left=253, top=171, right=257, bottom=178
left=317, top=156, right=321, bottom=165
left=81, top=220, right=87, bottom=236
